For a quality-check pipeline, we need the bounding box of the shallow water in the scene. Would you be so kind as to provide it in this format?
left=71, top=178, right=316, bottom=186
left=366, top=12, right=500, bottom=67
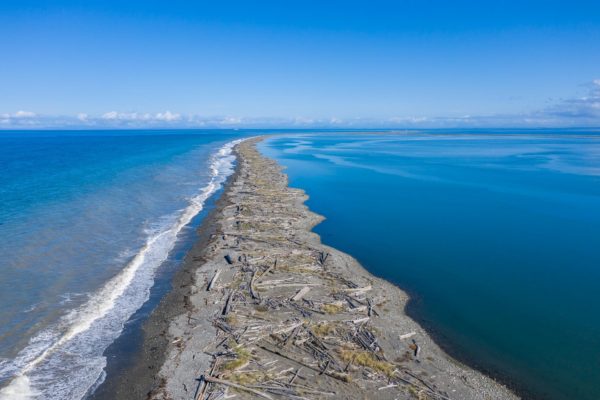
left=0, top=130, right=252, bottom=399
left=260, top=130, right=600, bottom=400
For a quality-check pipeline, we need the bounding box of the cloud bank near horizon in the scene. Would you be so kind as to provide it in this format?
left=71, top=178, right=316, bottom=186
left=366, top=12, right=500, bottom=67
left=3, top=81, right=600, bottom=130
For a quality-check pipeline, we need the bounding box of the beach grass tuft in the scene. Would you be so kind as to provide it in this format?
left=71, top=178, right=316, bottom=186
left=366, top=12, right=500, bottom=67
left=312, top=322, right=337, bottom=337
left=222, top=345, right=252, bottom=371
left=321, top=303, right=344, bottom=314
left=229, top=371, right=269, bottom=385
left=338, top=348, right=395, bottom=377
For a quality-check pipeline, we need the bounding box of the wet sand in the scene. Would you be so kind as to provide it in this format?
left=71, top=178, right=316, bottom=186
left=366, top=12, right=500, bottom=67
left=105, top=137, right=518, bottom=400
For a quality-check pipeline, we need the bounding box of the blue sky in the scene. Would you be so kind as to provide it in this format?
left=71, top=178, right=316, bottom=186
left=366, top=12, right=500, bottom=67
left=1, top=0, right=600, bottom=128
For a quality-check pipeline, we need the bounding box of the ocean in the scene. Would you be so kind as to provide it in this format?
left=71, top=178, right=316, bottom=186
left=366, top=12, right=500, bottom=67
left=259, top=130, right=600, bottom=400
left=1, top=129, right=599, bottom=400
left=0, top=130, right=252, bottom=399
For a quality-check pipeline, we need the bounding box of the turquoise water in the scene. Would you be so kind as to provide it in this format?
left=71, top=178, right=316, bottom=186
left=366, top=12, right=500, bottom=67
left=260, top=131, right=600, bottom=400
left=0, top=130, right=252, bottom=399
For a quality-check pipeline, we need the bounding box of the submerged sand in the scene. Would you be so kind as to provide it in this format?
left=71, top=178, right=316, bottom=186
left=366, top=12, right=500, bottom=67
left=108, top=137, right=518, bottom=400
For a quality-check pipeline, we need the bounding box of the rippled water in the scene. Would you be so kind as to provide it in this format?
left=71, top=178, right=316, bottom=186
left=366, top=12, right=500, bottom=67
left=0, top=130, right=251, bottom=399
left=260, top=130, right=600, bottom=400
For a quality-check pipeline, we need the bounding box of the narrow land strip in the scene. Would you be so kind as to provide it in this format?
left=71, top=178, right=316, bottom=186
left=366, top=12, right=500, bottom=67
left=115, top=137, right=518, bottom=400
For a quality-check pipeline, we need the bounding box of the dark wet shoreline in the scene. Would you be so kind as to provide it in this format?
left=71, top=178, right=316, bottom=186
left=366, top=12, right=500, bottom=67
left=90, top=153, right=241, bottom=400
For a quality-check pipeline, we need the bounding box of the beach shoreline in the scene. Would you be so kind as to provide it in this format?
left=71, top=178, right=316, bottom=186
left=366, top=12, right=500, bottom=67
left=90, top=144, right=244, bottom=400
left=102, top=137, right=518, bottom=400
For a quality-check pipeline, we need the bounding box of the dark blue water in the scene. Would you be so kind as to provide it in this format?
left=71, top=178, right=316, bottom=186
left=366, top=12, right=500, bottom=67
left=0, top=130, right=252, bottom=399
left=259, top=131, right=600, bottom=400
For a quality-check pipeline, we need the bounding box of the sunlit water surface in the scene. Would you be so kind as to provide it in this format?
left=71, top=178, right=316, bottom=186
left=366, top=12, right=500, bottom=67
left=0, top=130, right=253, bottom=399
left=260, top=130, right=600, bottom=400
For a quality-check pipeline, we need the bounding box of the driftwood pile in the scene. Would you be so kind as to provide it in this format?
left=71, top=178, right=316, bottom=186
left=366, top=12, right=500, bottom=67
left=188, top=139, right=453, bottom=400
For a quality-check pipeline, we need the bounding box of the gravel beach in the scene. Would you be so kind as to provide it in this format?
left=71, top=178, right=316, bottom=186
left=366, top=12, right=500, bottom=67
left=104, top=137, right=518, bottom=400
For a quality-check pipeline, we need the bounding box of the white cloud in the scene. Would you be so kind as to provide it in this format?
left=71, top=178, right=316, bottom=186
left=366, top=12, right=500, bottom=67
left=0, top=111, right=40, bottom=127
left=543, top=79, right=600, bottom=119
left=292, top=117, right=315, bottom=125
left=101, top=111, right=120, bottom=120
left=1, top=111, right=37, bottom=119
left=4, top=81, right=600, bottom=130
left=14, top=110, right=36, bottom=118
left=101, top=111, right=141, bottom=120
left=219, top=116, right=242, bottom=125
left=155, top=111, right=181, bottom=121
left=100, top=111, right=181, bottom=123
left=388, top=116, right=429, bottom=124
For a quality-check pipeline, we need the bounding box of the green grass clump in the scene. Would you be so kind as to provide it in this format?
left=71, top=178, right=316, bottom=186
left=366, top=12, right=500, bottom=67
left=408, top=386, right=428, bottom=399
left=225, top=314, right=238, bottom=326
left=222, top=346, right=252, bottom=371
left=312, top=322, right=336, bottom=337
left=255, top=304, right=269, bottom=313
left=338, top=348, right=395, bottom=377
left=229, top=371, right=269, bottom=385
left=321, top=303, right=344, bottom=314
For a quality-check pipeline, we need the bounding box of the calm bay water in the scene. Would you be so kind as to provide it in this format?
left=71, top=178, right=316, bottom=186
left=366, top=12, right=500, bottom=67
left=0, top=130, right=252, bottom=399
left=260, top=130, right=600, bottom=400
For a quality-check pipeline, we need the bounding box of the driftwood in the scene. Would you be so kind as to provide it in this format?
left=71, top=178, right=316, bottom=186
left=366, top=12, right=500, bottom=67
left=176, top=140, right=492, bottom=400
left=318, top=251, right=329, bottom=265
left=397, top=370, right=454, bottom=400
left=283, top=326, right=301, bottom=347
left=202, top=375, right=273, bottom=399
left=351, top=317, right=370, bottom=325
left=289, top=367, right=302, bottom=384
left=290, top=286, right=311, bottom=302
left=412, top=339, right=421, bottom=358
left=341, top=285, right=372, bottom=293
left=257, top=343, right=349, bottom=383
left=258, top=258, right=277, bottom=280
left=399, top=332, right=416, bottom=340
left=366, top=297, right=380, bottom=317
left=319, top=360, right=331, bottom=375
left=213, top=318, right=234, bottom=334
left=195, top=356, right=220, bottom=400
left=207, top=269, right=221, bottom=291
left=249, top=270, right=260, bottom=300
left=222, top=290, right=235, bottom=316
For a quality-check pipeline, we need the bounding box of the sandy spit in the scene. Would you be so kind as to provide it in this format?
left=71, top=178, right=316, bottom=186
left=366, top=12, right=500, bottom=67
left=105, top=137, right=518, bottom=400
